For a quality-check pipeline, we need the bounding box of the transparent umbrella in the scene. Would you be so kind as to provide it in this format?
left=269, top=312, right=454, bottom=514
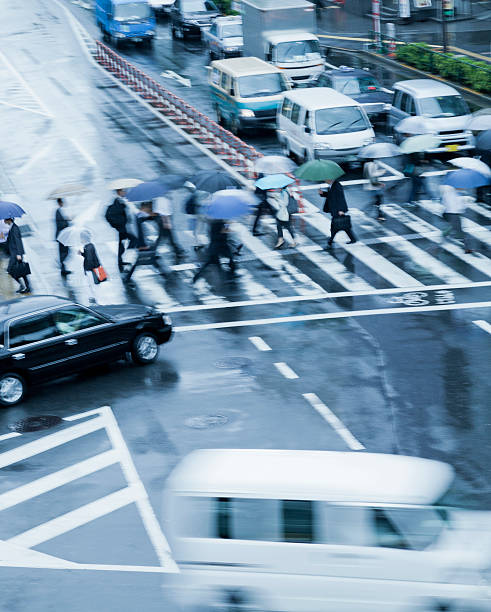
left=400, top=135, right=441, bottom=154
left=358, top=142, right=403, bottom=159
left=46, top=183, right=89, bottom=200
left=395, top=116, right=435, bottom=135
left=466, top=114, right=491, bottom=131
left=57, top=226, right=92, bottom=247
left=107, top=178, right=143, bottom=191
left=448, top=157, right=491, bottom=178
left=254, top=155, right=297, bottom=175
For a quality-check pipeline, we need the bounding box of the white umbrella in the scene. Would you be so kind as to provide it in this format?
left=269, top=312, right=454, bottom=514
left=400, top=134, right=441, bottom=154
left=107, top=178, right=142, bottom=191
left=254, top=155, right=297, bottom=175
left=466, top=114, right=491, bottom=132
left=394, top=116, right=435, bottom=135
left=46, top=183, right=89, bottom=200
left=448, top=157, right=491, bottom=178
left=57, top=226, right=92, bottom=247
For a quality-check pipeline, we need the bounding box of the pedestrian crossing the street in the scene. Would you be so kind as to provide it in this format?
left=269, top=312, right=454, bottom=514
left=11, top=197, right=491, bottom=315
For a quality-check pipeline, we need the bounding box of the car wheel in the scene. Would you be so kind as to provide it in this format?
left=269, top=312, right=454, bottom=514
left=0, top=373, right=27, bottom=407
left=131, top=332, right=159, bottom=365
left=171, top=24, right=178, bottom=39
left=215, top=105, right=224, bottom=126
left=229, top=115, right=241, bottom=136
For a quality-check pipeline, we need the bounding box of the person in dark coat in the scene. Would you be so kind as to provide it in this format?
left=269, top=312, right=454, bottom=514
left=4, top=218, right=31, bottom=293
left=319, top=179, right=357, bottom=248
left=251, top=175, right=274, bottom=236
left=55, top=198, right=71, bottom=277
left=80, top=242, right=101, bottom=304
left=104, top=189, right=137, bottom=272
left=192, top=220, right=236, bottom=283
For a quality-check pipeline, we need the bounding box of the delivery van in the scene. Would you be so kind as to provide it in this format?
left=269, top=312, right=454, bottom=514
left=95, top=0, right=156, bottom=47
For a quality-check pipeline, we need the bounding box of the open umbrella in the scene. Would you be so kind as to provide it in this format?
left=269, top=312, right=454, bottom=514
left=57, top=226, right=92, bottom=247
left=205, top=189, right=258, bottom=220
left=107, top=178, right=142, bottom=191
left=475, top=130, right=491, bottom=152
left=294, top=160, right=344, bottom=182
left=472, top=108, right=491, bottom=117
left=466, top=114, right=491, bottom=132
left=444, top=168, right=490, bottom=189
left=189, top=171, right=241, bottom=193
left=358, top=142, right=403, bottom=159
left=394, top=116, right=435, bottom=135
left=0, top=201, right=26, bottom=218
left=448, top=157, right=491, bottom=178
left=255, top=174, right=295, bottom=190
left=254, top=155, right=297, bottom=175
left=46, top=183, right=89, bottom=200
left=126, top=177, right=183, bottom=202
left=399, top=134, right=441, bottom=154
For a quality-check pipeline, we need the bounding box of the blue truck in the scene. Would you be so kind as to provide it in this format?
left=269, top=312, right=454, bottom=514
left=95, top=0, right=156, bottom=47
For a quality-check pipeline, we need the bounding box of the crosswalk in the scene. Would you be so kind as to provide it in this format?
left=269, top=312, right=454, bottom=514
left=10, top=197, right=491, bottom=314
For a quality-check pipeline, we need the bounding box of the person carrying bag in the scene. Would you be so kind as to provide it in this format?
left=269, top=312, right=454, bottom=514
left=319, top=179, right=357, bottom=248
left=4, top=218, right=31, bottom=294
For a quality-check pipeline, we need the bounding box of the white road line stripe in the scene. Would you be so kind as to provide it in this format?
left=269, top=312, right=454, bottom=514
left=303, top=393, right=365, bottom=451
left=274, top=362, right=299, bottom=379
left=8, top=485, right=143, bottom=549
left=0, top=417, right=105, bottom=469
left=63, top=408, right=104, bottom=421
left=467, top=201, right=491, bottom=221
left=0, top=450, right=119, bottom=511
left=248, top=336, right=272, bottom=351
left=301, top=212, right=422, bottom=287
left=0, top=432, right=22, bottom=442
left=473, top=319, right=491, bottom=334
left=166, top=280, right=491, bottom=313
left=173, top=300, right=491, bottom=332
left=99, top=406, right=177, bottom=572
left=385, top=204, right=491, bottom=278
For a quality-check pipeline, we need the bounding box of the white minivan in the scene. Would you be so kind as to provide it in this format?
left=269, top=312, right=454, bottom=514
left=276, top=87, right=375, bottom=163
left=163, top=449, right=491, bottom=612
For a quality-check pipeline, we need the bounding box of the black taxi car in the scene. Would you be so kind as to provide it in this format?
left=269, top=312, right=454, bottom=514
left=0, top=296, right=172, bottom=407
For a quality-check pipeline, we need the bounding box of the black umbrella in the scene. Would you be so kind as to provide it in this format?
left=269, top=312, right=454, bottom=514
left=475, top=129, right=491, bottom=152
left=189, top=171, right=241, bottom=193
left=126, top=176, right=184, bottom=202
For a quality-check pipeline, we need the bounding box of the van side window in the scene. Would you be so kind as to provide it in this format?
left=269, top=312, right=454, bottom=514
left=372, top=507, right=447, bottom=551
left=372, top=508, right=409, bottom=549
left=214, top=498, right=279, bottom=541
left=403, top=94, right=416, bottom=116
left=304, top=111, right=311, bottom=130
left=211, top=68, right=220, bottom=85
left=393, top=90, right=402, bottom=109
left=281, top=97, right=293, bottom=119
left=216, top=497, right=232, bottom=539
left=290, top=103, right=301, bottom=124
left=220, top=72, right=229, bottom=91
left=282, top=500, right=314, bottom=543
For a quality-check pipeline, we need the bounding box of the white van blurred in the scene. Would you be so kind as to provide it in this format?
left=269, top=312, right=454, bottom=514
left=163, top=449, right=491, bottom=612
left=276, top=87, right=375, bottom=164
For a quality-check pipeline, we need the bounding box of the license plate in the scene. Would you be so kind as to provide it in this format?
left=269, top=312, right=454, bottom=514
left=445, top=144, right=459, bottom=152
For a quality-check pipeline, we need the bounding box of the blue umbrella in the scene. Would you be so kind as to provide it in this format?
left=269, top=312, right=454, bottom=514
left=444, top=168, right=490, bottom=189
left=189, top=171, right=241, bottom=193
left=206, top=189, right=258, bottom=220
left=255, top=174, right=295, bottom=190
left=0, top=201, right=26, bottom=218
left=126, top=177, right=183, bottom=202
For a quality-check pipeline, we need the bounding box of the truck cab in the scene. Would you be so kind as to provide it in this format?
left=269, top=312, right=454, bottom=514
left=265, top=32, right=323, bottom=85
left=95, top=0, right=156, bottom=47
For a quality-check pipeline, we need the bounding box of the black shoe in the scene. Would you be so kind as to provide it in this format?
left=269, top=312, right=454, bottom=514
left=252, top=231, right=264, bottom=236
left=325, top=241, right=333, bottom=249
left=61, top=270, right=72, bottom=277
left=15, top=286, right=24, bottom=294
left=20, top=286, right=31, bottom=294
left=347, top=239, right=357, bottom=244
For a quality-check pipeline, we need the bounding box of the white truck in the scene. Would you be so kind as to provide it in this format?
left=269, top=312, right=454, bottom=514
left=241, top=0, right=324, bottom=86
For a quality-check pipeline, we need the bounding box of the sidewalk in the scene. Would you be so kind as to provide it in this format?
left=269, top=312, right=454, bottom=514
left=317, top=3, right=491, bottom=57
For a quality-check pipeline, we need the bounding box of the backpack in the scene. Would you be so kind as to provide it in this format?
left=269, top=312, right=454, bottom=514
left=287, top=193, right=298, bottom=214
left=105, top=202, right=120, bottom=229
left=184, top=191, right=197, bottom=215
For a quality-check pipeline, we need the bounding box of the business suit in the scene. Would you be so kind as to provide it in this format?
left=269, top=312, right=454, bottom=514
left=320, top=181, right=357, bottom=247
left=6, top=222, right=30, bottom=292
left=55, top=207, right=70, bottom=275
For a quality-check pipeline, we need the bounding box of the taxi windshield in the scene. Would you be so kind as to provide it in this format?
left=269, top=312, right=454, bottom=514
left=221, top=24, right=242, bottom=38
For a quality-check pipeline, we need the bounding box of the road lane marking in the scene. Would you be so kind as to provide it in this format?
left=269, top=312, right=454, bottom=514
left=473, top=320, right=491, bottom=334
left=173, top=300, right=491, bottom=332
left=303, top=393, right=365, bottom=451
left=0, top=450, right=119, bottom=511
left=0, top=432, right=22, bottom=442
left=274, top=362, right=299, bottom=379
left=8, top=485, right=143, bottom=549
left=249, top=336, right=271, bottom=351
left=0, top=417, right=105, bottom=469
left=167, top=280, right=491, bottom=314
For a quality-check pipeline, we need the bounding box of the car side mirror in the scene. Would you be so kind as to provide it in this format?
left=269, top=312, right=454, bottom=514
left=265, top=51, right=272, bottom=62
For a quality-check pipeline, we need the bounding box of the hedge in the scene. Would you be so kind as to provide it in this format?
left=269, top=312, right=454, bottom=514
left=396, top=43, right=491, bottom=94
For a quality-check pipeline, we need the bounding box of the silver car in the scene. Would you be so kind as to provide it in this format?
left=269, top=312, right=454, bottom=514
left=202, top=15, right=243, bottom=60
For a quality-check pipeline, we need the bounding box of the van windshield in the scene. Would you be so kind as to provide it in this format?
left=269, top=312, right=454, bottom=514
left=237, top=73, right=287, bottom=98
left=114, top=2, right=151, bottom=20
left=275, top=40, right=321, bottom=64
left=419, top=95, right=469, bottom=118
left=315, top=106, right=369, bottom=135
left=182, top=0, right=217, bottom=12
left=221, top=24, right=242, bottom=38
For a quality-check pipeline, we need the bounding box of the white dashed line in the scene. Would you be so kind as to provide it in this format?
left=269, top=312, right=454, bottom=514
left=274, top=362, right=299, bottom=379
left=249, top=336, right=272, bottom=351
left=473, top=320, right=491, bottom=334
left=0, top=432, right=22, bottom=442
left=303, top=393, right=365, bottom=451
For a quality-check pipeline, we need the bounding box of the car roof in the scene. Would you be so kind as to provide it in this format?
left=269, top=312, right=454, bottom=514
left=244, top=0, right=314, bottom=9
left=284, top=87, right=359, bottom=110
left=393, top=79, right=459, bottom=98
left=167, top=449, right=454, bottom=505
left=111, top=0, right=149, bottom=5
left=323, top=67, right=376, bottom=78
left=216, top=16, right=242, bottom=24
left=0, top=295, right=73, bottom=322
left=211, top=56, right=280, bottom=76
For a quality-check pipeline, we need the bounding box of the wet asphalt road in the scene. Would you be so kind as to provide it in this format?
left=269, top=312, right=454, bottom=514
left=0, top=2, right=490, bottom=610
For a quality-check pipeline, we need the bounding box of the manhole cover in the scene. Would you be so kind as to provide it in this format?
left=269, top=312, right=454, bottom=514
left=214, top=357, right=253, bottom=369
left=9, top=415, right=62, bottom=433
left=185, top=415, right=228, bottom=429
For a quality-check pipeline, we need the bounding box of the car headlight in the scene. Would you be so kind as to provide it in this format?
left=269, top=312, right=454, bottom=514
left=239, top=109, right=255, bottom=117
left=162, top=314, right=172, bottom=326
left=115, top=32, right=126, bottom=38
left=145, top=30, right=155, bottom=36
left=225, top=46, right=239, bottom=52
left=313, top=143, right=331, bottom=150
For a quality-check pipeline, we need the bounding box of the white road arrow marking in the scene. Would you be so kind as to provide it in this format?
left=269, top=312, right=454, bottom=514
left=160, top=70, right=191, bottom=87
